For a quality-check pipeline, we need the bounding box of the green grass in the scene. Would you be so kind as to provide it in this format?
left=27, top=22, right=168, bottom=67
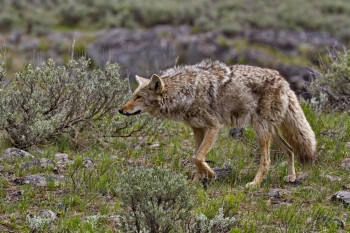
left=0, top=103, right=350, bottom=232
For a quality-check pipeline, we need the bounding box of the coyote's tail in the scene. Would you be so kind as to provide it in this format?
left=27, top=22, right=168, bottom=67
left=280, top=96, right=317, bottom=164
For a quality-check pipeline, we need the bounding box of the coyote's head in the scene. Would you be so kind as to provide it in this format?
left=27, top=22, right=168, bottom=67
left=119, top=74, right=164, bottom=116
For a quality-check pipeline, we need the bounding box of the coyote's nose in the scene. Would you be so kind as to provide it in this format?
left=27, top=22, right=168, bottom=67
left=118, top=109, right=124, bottom=114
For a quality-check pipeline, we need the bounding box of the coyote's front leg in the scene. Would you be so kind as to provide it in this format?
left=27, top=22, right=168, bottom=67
left=192, top=126, right=220, bottom=181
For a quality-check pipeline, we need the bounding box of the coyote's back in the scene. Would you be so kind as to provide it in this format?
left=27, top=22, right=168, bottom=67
left=119, top=60, right=317, bottom=186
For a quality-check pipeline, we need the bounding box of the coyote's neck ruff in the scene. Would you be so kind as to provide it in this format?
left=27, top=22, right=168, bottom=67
left=119, top=60, right=316, bottom=187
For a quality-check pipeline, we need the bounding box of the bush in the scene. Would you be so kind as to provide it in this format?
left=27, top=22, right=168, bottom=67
left=116, top=167, right=195, bottom=233
left=310, top=49, right=350, bottom=112
left=0, top=57, right=149, bottom=149
left=189, top=208, right=236, bottom=233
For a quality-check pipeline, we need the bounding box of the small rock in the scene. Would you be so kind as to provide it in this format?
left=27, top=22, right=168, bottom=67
left=268, top=189, right=284, bottom=199
left=228, top=128, right=244, bottom=139
left=55, top=153, right=71, bottom=168
left=14, top=174, right=63, bottom=187
left=341, top=158, right=350, bottom=170
left=83, top=158, right=94, bottom=169
left=213, top=167, right=231, bottom=179
left=26, top=209, right=57, bottom=230
left=332, top=191, right=350, bottom=206
left=0, top=148, right=34, bottom=160
left=321, top=174, right=342, bottom=182
left=19, top=158, right=55, bottom=169
left=342, top=184, right=350, bottom=190
left=15, top=174, right=47, bottom=186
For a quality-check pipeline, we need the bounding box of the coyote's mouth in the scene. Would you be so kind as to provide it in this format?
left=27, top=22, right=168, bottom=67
left=121, top=110, right=141, bottom=116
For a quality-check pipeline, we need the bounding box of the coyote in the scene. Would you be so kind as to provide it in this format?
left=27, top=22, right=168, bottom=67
left=119, top=60, right=316, bottom=187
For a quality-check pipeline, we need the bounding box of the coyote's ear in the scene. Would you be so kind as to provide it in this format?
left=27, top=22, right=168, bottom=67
left=135, top=75, right=149, bottom=86
left=149, top=74, right=164, bottom=93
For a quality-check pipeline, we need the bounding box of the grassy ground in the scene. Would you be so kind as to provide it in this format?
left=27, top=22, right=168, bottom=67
left=0, top=103, right=349, bottom=232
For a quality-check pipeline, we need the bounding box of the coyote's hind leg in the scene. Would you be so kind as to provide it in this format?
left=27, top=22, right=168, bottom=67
left=246, top=132, right=271, bottom=187
left=273, top=128, right=296, bottom=182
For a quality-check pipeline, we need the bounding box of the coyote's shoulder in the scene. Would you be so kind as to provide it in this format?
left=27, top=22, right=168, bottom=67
left=119, top=60, right=317, bottom=187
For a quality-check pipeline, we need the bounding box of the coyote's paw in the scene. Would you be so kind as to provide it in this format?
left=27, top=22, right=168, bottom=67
left=284, top=175, right=296, bottom=183
left=192, top=158, right=216, bottom=180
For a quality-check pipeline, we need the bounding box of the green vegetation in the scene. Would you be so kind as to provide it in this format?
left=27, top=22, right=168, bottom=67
left=0, top=101, right=349, bottom=232
left=311, top=49, right=350, bottom=112
left=0, top=46, right=350, bottom=232
left=116, top=167, right=194, bottom=232
left=0, top=57, right=153, bottom=149
left=1, top=0, right=350, bottom=40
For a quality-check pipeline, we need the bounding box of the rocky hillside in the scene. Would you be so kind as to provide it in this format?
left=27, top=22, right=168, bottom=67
left=1, top=0, right=350, bottom=99
left=0, top=25, right=343, bottom=99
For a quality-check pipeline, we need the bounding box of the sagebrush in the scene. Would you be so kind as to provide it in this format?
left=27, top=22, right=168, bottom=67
left=310, top=49, right=350, bottom=112
left=116, top=167, right=195, bottom=233
left=189, top=208, right=236, bottom=233
left=0, top=57, right=151, bottom=149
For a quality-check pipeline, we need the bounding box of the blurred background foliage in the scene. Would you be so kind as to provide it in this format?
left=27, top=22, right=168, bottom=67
left=0, top=0, right=349, bottom=39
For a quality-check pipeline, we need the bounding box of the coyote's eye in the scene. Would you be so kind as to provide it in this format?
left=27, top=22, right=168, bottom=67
left=135, top=95, right=142, bottom=99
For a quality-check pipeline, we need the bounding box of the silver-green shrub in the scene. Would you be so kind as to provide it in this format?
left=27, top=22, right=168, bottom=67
left=0, top=57, right=146, bottom=149
left=310, top=49, right=350, bottom=112
left=189, top=208, right=236, bottom=233
left=116, top=167, right=194, bottom=233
